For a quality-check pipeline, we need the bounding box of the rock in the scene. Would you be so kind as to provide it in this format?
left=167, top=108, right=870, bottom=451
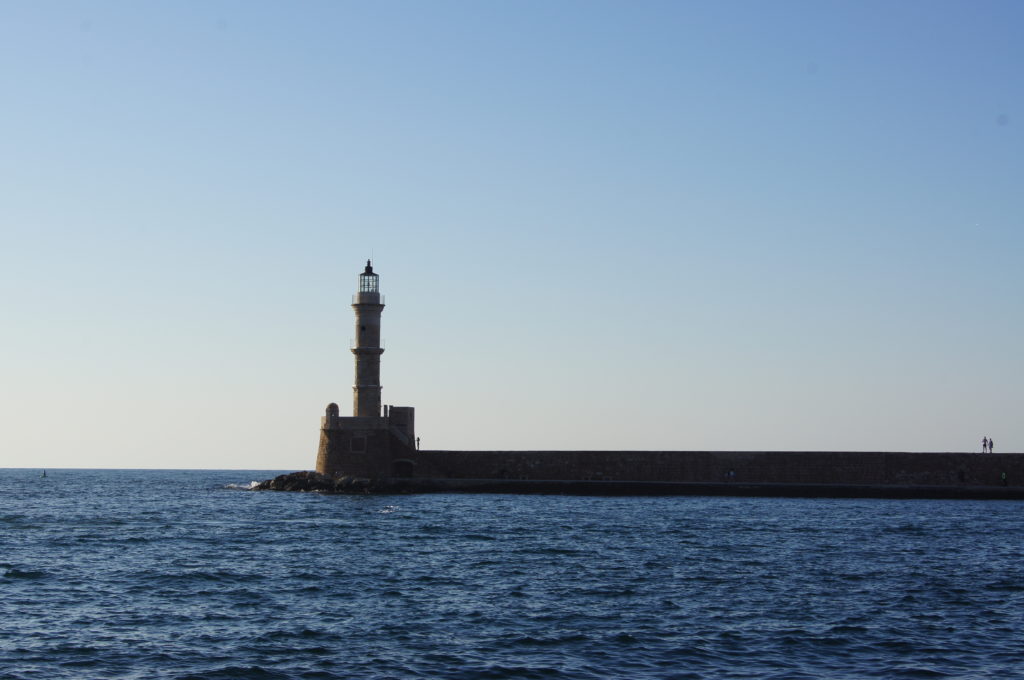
left=253, top=471, right=378, bottom=493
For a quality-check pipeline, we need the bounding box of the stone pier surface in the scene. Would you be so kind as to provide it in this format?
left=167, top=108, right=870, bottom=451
left=262, top=450, right=1024, bottom=499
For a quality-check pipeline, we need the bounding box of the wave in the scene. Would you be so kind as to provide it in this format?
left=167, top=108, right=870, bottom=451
left=3, top=567, right=47, bottom=579
left=175, top=666, right=292, bottom=679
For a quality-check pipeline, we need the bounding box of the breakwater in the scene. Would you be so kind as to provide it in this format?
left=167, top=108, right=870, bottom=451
left=308, top=433, right=1024, bottom=498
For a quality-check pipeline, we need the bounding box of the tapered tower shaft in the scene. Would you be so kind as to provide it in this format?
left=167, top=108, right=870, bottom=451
left=351, top=260, right=384, bottom=417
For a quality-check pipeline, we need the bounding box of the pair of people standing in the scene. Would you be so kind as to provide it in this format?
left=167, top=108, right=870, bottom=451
left=982, top=436, right=995, bottom=453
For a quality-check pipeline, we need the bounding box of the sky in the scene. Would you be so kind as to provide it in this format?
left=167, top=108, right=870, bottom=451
left=1, top=1, right=1021, bottom=469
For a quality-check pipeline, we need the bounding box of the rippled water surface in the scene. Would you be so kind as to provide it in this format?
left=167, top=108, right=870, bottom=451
left=2, top=469, right=1023, bottom=679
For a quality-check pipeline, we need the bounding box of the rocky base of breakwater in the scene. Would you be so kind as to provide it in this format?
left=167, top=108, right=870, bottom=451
left=253, top=471, right=382, bottom=494
left=253, top=472, right=1024, bottom=499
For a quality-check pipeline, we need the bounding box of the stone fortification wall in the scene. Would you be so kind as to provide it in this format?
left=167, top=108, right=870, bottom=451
left=403, top=450, right=1022, bottom=489
left=317, top=434, right=1024, bottom=493
left=315, top=427, right=400, bottom=478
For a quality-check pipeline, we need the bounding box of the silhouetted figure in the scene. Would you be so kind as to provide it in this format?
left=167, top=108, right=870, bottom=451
left=989, top=437, right=995, bottom=454
left=982, top=436, right=988, bottom=453
left=416, top=437, right=420, bottom=450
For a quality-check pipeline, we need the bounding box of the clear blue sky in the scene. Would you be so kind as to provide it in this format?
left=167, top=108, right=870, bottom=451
left=2, top=1, right=1021, bottom=468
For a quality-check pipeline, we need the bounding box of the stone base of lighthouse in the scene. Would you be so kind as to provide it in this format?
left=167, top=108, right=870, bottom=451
left=314, top=404, right=417, bottom=478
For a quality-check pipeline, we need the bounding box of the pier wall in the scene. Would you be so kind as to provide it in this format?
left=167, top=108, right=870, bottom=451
left=405, top=450, right=1023, bottom=488
left=316, top=428, right=1024, bottom=496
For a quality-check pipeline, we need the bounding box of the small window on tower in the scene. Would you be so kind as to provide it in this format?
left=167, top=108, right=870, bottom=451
left=360, top=325, right=366, bottom=331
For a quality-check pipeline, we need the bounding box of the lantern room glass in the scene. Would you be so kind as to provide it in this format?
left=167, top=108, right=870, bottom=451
left=359, top=260, right=379, bottom=293
left=359, top=273, right=378, bottom=292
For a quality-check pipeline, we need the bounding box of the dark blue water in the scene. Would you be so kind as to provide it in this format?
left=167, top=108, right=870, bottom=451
left=2, top=469, right=1023, bottom=679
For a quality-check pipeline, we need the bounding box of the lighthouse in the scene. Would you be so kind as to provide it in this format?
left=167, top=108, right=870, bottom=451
left=315, top=260, right=415, bottom=478
left=352, top=260, right=384, bottom=417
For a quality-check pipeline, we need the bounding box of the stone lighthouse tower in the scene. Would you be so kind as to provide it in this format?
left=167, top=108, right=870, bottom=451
left=315, top=260, right=414, bottom=479
left=352, top=260, right=384, bottom=417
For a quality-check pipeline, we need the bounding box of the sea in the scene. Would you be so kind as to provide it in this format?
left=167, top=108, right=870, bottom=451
left=2, top=469, right=1023, bottom=680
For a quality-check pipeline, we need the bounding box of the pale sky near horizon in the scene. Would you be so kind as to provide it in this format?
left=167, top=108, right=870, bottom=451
left=2, top=1, right=1022, bottom=469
